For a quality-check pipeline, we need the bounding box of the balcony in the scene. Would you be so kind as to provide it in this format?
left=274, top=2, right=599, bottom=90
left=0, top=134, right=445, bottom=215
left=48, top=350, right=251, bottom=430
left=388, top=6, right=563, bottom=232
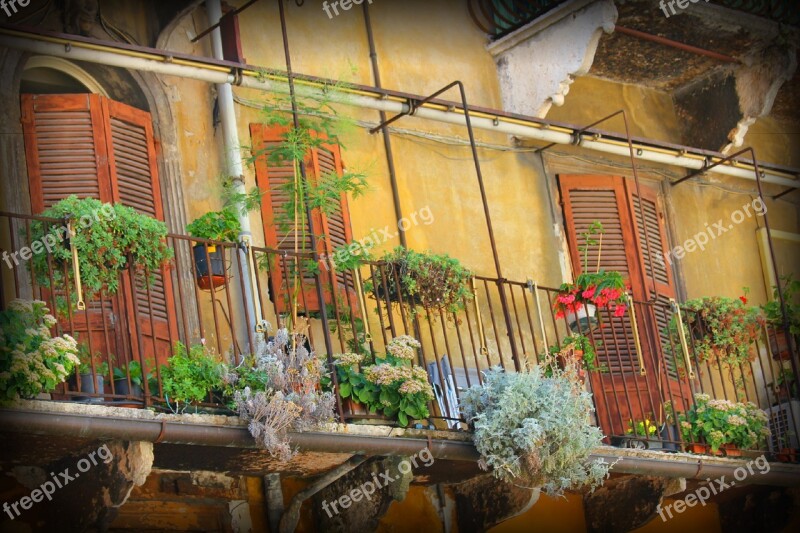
left=1, top=210, right=798, bottom=461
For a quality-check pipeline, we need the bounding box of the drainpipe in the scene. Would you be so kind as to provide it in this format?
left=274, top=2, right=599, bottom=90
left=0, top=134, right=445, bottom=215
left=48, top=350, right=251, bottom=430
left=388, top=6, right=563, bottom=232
left=206, top=0, right=257, bottom=344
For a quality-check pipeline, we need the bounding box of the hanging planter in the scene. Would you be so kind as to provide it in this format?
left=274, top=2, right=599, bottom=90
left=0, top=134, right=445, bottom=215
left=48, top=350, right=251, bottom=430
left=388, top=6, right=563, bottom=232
left=565, top=303, right=599, bottom=333
left=186, top=209, right=241, bottom=290
left=192, top=244, right=227, bottom=290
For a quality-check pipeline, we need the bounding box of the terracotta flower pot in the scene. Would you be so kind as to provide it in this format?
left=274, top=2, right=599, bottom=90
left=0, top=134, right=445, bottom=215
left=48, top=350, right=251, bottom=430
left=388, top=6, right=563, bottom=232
left=769, top=328, right=794, bottom=361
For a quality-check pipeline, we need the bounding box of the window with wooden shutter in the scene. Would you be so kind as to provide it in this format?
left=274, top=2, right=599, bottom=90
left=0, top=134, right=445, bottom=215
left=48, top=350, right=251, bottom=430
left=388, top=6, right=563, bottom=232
left=22, top=93, right=176, bottom=367
left=559, top=174, right=689, bottom=435
left=250, top=124, right=356, bottom=314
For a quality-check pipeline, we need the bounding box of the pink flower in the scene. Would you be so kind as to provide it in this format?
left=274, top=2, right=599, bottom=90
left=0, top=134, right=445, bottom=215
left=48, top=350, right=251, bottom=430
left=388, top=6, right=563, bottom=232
left=739, top=296, right=748, bottom=304
left=614, top=304, right=627, bottom=317
left=557, top=294, right=576, bottom=305
left=581, top=287, right=596, bottom=299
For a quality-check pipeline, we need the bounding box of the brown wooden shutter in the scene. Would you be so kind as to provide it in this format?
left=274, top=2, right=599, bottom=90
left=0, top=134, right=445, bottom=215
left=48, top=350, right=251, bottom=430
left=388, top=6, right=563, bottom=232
left=22, top=93, right=176, bottom=367
left=250, top=124, right=356, bottom=313
left=559, top=175, right=642, bottom=375
left=308, top=141, right=356, bottom=297
left=21, top=94, right=112, bottom=211
left=102, top=98, right=177, bottom=365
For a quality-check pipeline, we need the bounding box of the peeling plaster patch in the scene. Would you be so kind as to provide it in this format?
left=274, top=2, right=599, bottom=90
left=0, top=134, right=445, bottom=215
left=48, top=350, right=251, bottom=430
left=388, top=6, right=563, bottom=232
left=191, top=471, right=236, bottom=489
left=490, top=0, right=617, bottom=118
left=10, top=465, right=47, bottom=489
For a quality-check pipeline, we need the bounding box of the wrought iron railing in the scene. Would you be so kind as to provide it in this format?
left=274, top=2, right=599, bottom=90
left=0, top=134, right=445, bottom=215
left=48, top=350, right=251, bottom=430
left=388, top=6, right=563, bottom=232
left=468, top=0, right=571, bottom=40
left=1, top=210, right=798, bottom=459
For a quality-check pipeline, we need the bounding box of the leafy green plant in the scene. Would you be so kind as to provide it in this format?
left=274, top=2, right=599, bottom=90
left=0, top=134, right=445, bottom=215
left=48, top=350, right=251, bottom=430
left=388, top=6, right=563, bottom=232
left=112, top=360, right=156, bottom=389
left=331, top=336, right=434, bottom=427
left=30, top=196, right=173, bottom=304
left=248, top=84, right=370, bottom=327
left=554, top=221, right=627, bottom=321
left=161, top=342, right=224, bottom=413
left=0, top=299, right=80, bottom=402
left=460, top=365, right=611, bottom=496
left=365, top=247, right=473, bottom=317
left=669, top=294, right=764, bottom=370
left=762, top=274, right=800, bottom=336
left=669, top=393, right=771, bottom=452
left=186, top=208, right=241, bottom=242
left=539, top=334, right=602, bottom=374
left=76, top=343, right=110, bottom=377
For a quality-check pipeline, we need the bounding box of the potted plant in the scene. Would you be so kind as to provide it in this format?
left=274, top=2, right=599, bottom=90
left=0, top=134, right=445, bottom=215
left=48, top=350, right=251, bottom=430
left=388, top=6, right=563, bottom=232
left=775, top=368, right=798, bottom=402
left=331, top=336, right=434, bottom=427
left=71, top=347, right=109, bottom=403
left=112, top=360, right=156, bottom=399
left=186, top=208, right=241, bottom=290
left=762, top=275, right=799, bottom=361
left=161, top=342, right=224, bottom=413
left=554, top=221, right=627, bottom=332
left=459, top=364, right=611, bottom=496
left=613, top=416, right=664, bottom=450
left=30, top=196, right=173, bottom=307
left=673, top=393, right=771, bottom=456
left=0, top=299, right=80, bottom=403
left=679, top=293, right=765, bottom=369
left=365, top=248, right=473, bottom=318
left=538, top=334, right=603, bottom=381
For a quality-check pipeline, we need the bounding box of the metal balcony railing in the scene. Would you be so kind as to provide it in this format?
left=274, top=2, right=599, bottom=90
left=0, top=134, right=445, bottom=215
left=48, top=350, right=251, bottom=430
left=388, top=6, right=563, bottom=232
left=1, top=210, right=798, bottom=458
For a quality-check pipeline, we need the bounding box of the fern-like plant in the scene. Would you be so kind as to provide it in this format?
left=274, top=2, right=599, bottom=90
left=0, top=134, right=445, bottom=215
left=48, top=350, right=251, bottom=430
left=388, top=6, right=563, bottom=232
left=460, top=365, right=611, bottom=496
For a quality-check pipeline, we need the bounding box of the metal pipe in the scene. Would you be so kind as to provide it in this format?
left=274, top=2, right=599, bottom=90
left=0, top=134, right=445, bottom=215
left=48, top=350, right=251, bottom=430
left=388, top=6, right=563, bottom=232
left=614, top=25, right=739, bottom=64
left=3, top=408, right=799, bottom=486
left=207, top=0, right=257, bottom=337
left=362, top=1, right=407, bottom=248
left=0, top=27, right=796, bottom=189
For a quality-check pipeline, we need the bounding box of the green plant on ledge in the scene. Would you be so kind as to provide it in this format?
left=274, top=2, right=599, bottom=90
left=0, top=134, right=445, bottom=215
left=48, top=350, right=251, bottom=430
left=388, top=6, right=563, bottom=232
left=330, top=335, right=434, bottom=427
left=460, top=365, right=611, bottom=496
left=668, top=393, right=771, bottom=453
left=161, top=342, right=224, bottom=414
left=186, top=208, right=242, bottom=242
left=539, top=333, right=602, bottom=374
left=30, top=196, right=173, bottom=307
left=0, top=299, right=80, bottom=403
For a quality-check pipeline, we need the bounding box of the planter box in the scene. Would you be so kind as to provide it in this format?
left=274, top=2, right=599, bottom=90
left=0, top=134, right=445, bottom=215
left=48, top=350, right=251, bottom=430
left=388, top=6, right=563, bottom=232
left=687, top=443, right=743, bottom=457
left=113, top=378, right=143, bottom=399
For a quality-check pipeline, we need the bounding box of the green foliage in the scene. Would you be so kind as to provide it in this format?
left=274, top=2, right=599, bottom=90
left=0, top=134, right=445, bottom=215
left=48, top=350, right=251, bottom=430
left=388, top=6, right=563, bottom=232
left=161, top=342, right=223, bottom=413
left=0, top=299, right=80, bottom=402
left=331, top=336, right=434, bottom=427
left=762, top=274, right=800, bottom=336
left=670, top=295, right=764, bottom=369
left=460, top=366, right=611, bottom=496
left=112, top=360, right=156, bottom=390
left=540, top=334, right=602, bottom=374
left=246, top=86, right=371, bottom=324
left=365, top=247, right=473, bottom=316
left=30, top=196, right=173, bottom=304
left=667, top=393, right=771, bottom=452
left=186, top=208, right=241, bottom=242
left=626, top=416, right=658, bottom=437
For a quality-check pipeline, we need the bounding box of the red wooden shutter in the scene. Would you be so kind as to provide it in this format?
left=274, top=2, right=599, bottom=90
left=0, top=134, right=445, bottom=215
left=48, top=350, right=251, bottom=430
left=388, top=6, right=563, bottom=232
left=102, top=98, right=177, bottom=366
left=250, top=124, right=356, bottom=313
left=559, top=175, right=642, bottom=375
left=21, top=94, right=112, bottom=211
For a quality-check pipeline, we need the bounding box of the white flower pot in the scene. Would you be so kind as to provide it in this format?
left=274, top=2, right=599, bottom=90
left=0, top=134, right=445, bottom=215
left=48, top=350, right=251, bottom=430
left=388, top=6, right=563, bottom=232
left=566, top=303, right=598, bottom=333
